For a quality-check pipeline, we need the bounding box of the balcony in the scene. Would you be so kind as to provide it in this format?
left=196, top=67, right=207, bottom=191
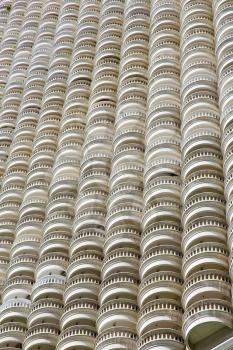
left=138, top=271, right=183, bottom=307
left=0, top=322, right=27, bottom=348
left=101, top=248, right=140, bottom=280
left=141, top=221, right=182, bottom=254
left=56, top=325, right=96, bottom=350
left=63, top=274, right=100, bottom=304
left=27, top=298, right=63, bottom=327
left=182, top=269, right=231, bottom=309
left=97, top=299, right=138, bottom=333
left=99, top=272, right=139, bottom=305
left=137, top=329, right=184, bottom=350
left=67, top=250, right=103, bottom=279
left=104, top=227, right=141, bottom=254
left=31, top=275, right=65, bottom=302
left=182, top=242, right=229, bottom=279
left=95, top=327, right=137, bottom=350
left=23, top=323, right=60, bottom=350
left=0, top=298, right=31, bottom=324
left=183, top=299, right=233, bottom=349
left=2, top=275, right=33, bottom=302
left=139, top=246, right=182, bottom=279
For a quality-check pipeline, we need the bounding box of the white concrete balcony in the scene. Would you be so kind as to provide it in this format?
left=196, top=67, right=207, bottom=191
left=181, top=150, right=223, bottom=179
left=144, top=176, right=181, bottom=207
left=182, top=269, right=231, bottom=309
left=70, top=229, right=104, bottom=256
left=24, top=323, right=60, bottom=350
left=182, top=242, right=229, bottom=279
left=101, top=248, right=140, bottom=280
left=31, top=275, right=65, bottom=302
left=56, top=325, right=96, bottom=350
left=7, top=254, right=36, bottom=279
left=0, top=322, right=27, bottom=348
left=63, top=274, right=100, bottom=304
left=97, top=299, right=138, bottom=333
left=39, top=231, right=69, bottom=255
left=2, top=275, right=33, bottom=302
left=137, top=299, right=182, bottom=336
left=60, top=299, right=98, bottom=330
left=142, top=200, right=181, bottom=229
left=0, top=298, right=30, bottom=324
left=28, top=298, right=63, bottom=328
left=138, top=272, right=183, bottom=308
left=139, top=246, right=182, bottom=280
left=141, top=222, right=181, bottom=254
left=182, top=218, right=227, bottom=252
left=99, top=272, right=138, bottom=305
left=137, top=329, right=184, bottom=350
left=67, top=250, right=103, bottom=279
left=35, top=252, right=69, bottom=280
left=182, top=171, right=224, bottom=204
left=104, top=227, right=140, bottom=255
left=182, top=193, right=226, bottom=228
left=95, top=327, right=137, bottom=350
left=183, top=299, right=233, bottom=349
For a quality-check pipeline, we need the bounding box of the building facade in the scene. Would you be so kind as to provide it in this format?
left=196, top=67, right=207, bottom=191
left=0, top=0, right=232, bottom=349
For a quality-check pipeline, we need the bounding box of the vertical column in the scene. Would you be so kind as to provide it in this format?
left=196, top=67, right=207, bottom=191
left=0, top=0, right=41, bottom=184
left=0, top=1, right=12, bottom=45
left=95, top=1, right=149, bottom=350
left=56, top=1, right=124, bottom=349
left=137, top=1, right=184, bottom=350
left=0, top=0, right=62, bottom=303
left=181, top=1, right=233, bottom=348
left=29, top=1, right=101, bottom=349
left=213, top=0, right=233, bottom=304
left=0, top=2, right=79, bottom=350
left=0, top=0, right=44, bottom=300
left=0, top=0, right=27, bottom=101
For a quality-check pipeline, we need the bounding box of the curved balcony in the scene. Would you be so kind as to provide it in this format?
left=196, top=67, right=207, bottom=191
left=97, top=299, right=138, bottom=333
left=0, top=322, right=27, bottom=348
left=138, top=272, right=183, bottom=307
left=143, top=200, right=181, bottom=230
left=182, top=269, right=231, bottom=309
left=60, top=299, right=98, bottom=330
left=70, top=228, right=104, bottom=256
left=182, top=242, right=229, bottom=279
left=7, top=254, right=36, bottom=279
left=39, top=232, right=70, bottom=256
left=66, top=250, right=103, bottom=279
left=141, top=222, right=182, bottom=254
left=35, top=252, right=69, bottom=280
left=95, top=327, right=137, bottom=350
left=101, top=248, right=140, bottom=280
left=104, top=227, right=141, bottom=254
left=137, top=299, right=182, bottom=336
left=140, top=246, right=182, bottom=279
left=144, top=176, right=181, bottom=206
left=183, top=299, right=233, bottom=349
left=182, top=193, right=226, bottom=228
left=2, top=275, right=33, bottom=302
left=56, top=325, right=97, bottom=350
left=63, top=274, right=100, bottom=304
left=182, top=218, right=227, bottom=252
left=137, top=329, right=184, bottom=350
left=31, top=275, right=65, bottom=302
left=181, top=150, right=223, bottom=179
left=28, top=298, right=63, bottom=328
left=0, top=298, right=30, bottom=324
left=182, top=171, right=224, bottom=204
left=99, top=272, right=139, bottom=305
left=24, top=323, right=60, bottom=350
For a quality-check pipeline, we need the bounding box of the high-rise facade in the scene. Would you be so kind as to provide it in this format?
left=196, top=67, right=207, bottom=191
left=0, top=0, right=232, bottom=350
